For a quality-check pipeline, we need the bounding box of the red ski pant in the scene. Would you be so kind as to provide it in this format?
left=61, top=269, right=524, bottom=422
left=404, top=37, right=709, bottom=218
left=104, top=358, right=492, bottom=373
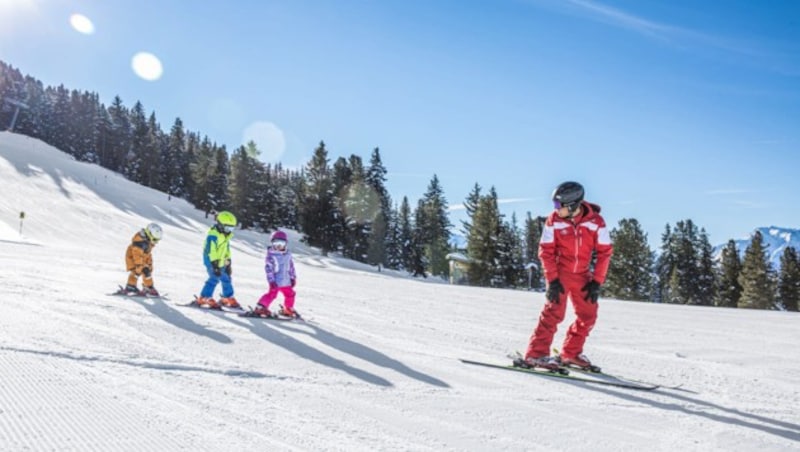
left=525, top=271, right=598, bottom=359
left=257, top=286, right=296, bottom=309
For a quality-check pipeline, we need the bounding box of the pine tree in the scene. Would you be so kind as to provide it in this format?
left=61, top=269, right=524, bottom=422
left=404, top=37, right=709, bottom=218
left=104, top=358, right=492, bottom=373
left=467, top=189, right=500, bottom=286
left=417, top=175, right=452, bottom=278
left=142, top=112, right=163, bottom=189
left=738, top=230, right=775, bottom=309
left=94, top=101, right=114, bottom=170
left=524, top=213, right=545, bottom=290
left=410, top=199, right=429, bottom=277
left=228, top=142, right=260, bottom=228
left=182, top=132, right=199, bottom=203
left=126, top=101, right=148, bottom=183
left=366, top=148, right=390, bottom=267
left=47, top=85, right=71, bottom=153
left=715, top=240, right=742, bottom=308
left=384, top=205, right=403, bottom=270
left=605, top=218, right=654, bottom=301
left=777, top=246, right=800, bottom=311
left=209, top=144, right=230, bottom=213
left=161, top=118, right=187, bottom=198
left=397, top=197, right=415, bottom=272
left=496, top=213, right=526, bottom=288
left=460, top=183, right=481, bottom=237
left=70, top=90, right=98, bottom=162
left=654, top=224, right=674, bottom=303
left=189, top=137, right=217, bottom=216
left=367, top=211, right=387, bottom=268
left=251, top=161, right=280, bottom=231
left=106, top=96, right=131, bottom=173
left=300, top=141, right=338, bottom=255
left=340, top=155, right=372, bottom=262
left=331, top=156, right=352, bottom=253
left=695, top=229, right=717, bottom=306
left=673, top=220, right=701, bottom=304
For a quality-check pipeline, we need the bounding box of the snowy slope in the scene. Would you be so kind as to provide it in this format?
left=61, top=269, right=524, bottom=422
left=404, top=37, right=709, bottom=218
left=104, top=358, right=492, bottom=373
left=1, top=131, right=799, bottom=451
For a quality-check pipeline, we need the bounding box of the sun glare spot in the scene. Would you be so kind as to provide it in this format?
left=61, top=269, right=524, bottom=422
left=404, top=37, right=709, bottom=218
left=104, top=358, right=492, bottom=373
left=0, top=0, right=38, bottom=34
left=69, top=13, right=94, bottom=34
left=242, top=121, right=286, bottom=163
left=131, top=52, right=163, bottom=81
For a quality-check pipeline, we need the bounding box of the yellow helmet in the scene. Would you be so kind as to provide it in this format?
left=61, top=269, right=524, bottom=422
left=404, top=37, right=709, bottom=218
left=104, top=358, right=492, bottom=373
left=216, top=211, right=237, bottom=233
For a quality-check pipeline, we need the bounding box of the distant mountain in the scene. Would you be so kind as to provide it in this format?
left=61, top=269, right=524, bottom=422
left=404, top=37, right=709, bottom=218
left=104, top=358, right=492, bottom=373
left=714, top=226, right=800, bottom=270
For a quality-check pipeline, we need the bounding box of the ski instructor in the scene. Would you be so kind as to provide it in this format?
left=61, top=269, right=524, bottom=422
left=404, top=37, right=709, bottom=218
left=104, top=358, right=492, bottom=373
left=523, top=181, right=613, bottom=371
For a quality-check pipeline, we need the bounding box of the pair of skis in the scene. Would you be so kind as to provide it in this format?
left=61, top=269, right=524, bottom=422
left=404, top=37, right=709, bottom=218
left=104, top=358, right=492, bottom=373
left=109, top=285, right=169, bottom=300
left=460, top=352, right=678, bottom=391
left=180, top=296, right=306, bottom=322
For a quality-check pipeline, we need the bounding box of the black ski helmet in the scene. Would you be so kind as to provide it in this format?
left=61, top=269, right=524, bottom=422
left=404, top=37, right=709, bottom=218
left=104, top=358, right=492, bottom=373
left=552, top=181, right=584, bottom=212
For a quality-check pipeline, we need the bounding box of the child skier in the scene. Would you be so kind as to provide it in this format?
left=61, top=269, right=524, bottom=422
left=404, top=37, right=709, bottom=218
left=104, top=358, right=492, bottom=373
left=196, top=210, right=241, bottom=309
left=252, top=230, right=297, bottom=318
left=123, top=223, right=162, bottom=296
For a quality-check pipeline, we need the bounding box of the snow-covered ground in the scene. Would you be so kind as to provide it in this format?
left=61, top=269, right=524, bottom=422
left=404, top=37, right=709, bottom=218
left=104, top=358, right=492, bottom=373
left=1, top=131, right=798, bottom=451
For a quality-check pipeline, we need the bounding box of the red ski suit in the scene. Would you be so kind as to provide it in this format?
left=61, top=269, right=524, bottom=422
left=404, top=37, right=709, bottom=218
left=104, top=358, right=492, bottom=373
left=526, top=201, right=613, bottom=360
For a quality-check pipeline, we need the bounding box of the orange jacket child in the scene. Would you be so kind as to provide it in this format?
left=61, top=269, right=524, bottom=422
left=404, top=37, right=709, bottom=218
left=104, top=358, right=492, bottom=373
left=124, top=223, right=162, bottom=296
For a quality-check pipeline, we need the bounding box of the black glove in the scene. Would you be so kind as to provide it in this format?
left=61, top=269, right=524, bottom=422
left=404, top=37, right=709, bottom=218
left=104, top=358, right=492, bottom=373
left=225, top=263, right=232, bottom=275
left=546, top=279, right=564, bottom=303
left=142, top=266, right=152, bottom=278
left=212, top=261, right=221, bottom=276
left=582, top=280, right=601, bottom=303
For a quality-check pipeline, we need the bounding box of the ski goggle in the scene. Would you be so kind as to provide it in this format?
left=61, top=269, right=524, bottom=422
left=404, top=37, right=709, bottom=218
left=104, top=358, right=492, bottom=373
left=272, top=239, right=287, bottom=249
left=220, top=224, right=234, bottom=233
left=554, top=200, right=578, bottom=210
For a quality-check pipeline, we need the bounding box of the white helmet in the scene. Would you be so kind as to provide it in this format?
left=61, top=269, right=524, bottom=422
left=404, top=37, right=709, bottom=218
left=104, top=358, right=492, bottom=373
left=144, top=223, right=163, bottom=242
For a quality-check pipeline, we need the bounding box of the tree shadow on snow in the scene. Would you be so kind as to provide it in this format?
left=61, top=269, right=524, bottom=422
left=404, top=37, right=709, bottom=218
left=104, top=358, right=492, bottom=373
left=558, top=381, right=800, bottom=443
left=130, top=297, right=232, bottom=344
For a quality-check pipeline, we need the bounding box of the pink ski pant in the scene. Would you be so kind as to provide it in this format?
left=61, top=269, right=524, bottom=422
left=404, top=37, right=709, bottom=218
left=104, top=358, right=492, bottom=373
left=257, top=286, right=296, bottom=309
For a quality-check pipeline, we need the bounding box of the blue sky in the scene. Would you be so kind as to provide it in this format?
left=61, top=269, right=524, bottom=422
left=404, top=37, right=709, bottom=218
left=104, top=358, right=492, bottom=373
left=1, top=0, right=798, bottom=248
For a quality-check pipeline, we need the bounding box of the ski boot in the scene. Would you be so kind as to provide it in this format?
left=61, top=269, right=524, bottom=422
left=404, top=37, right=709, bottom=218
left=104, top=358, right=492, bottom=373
left=219, top=297, right=241, bottom=309
left=123, top=284, right=141, bottom=295
left=195, top=296, right=220, bottom=309
left=250, top=304, right=273, bottom=318
left=558, top=353, right=601, bottom=373
left=278, top=305, right=297, bottom=318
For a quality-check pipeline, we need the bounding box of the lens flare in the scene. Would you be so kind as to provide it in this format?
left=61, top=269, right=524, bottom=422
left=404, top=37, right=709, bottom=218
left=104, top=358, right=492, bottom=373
left=69, top=14, right=94, bottom=34
left=242, top=121, right=286, bottom=163
left=340, top=182, right=382, bottom=224
left=131, top=52, right=163, bottom=81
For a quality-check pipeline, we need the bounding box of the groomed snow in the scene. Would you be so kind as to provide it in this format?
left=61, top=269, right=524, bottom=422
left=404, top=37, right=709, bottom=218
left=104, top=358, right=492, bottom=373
left=1, top=131, right=798, bottom=451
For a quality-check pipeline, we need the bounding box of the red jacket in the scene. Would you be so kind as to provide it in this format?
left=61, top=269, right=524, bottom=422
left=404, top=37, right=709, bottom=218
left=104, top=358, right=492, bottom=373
left=538, top=201, right=613, bottom=284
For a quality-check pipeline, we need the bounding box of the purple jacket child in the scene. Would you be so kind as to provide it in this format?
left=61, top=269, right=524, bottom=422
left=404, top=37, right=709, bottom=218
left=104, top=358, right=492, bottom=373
left=254, top=231, right=297, bottom=317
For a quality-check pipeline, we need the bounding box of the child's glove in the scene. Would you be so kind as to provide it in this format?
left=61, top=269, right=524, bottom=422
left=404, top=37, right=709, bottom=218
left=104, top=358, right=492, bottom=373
left=225, top=263, right=232, bottom=275
left=291, top=279, right=296, bottom=287
left=269, top=281, right=278, bottom=291
left=212, top=261, right=221, bottom=276
left=142, top=266, right=152, bottom=277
